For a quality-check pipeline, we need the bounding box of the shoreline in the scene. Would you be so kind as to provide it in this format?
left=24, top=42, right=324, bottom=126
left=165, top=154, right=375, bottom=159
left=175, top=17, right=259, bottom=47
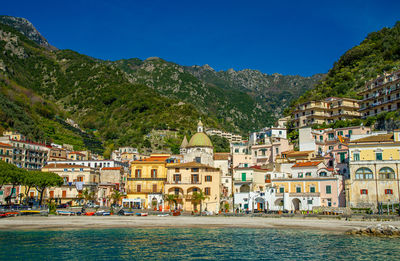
left=2, top=216, right=400, bottom=233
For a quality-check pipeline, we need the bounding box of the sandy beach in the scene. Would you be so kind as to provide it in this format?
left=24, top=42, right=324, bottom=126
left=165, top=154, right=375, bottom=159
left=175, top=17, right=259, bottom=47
left=1, top=215, right=400, bottom=232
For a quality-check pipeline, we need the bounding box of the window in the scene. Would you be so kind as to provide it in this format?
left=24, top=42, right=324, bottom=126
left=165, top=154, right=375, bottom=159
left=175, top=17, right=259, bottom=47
left=205, top=175, right=212, bottom=182
left=191, top=174, right=199, bottom=184
left=385, top=189, right=393, bottom=195
left=135, top=169, right=141, bottom=178
left=329, top=146, right=334, bottom=150
left=355, top=167, right=373, bottom=179
left=77, top=177, right=83, bottom=182
left=327, top=199, right=332, bottom=207
left=307, top=199, right=313, bottom=204
left=153, top=184, right=157, bottom=193
left=376, top=152, right=383, bottom=161
left=205, top=187, right=211, bottom=195
left=339, top=152, right=346, bottom=163
left=360, top=189, right=368, bottom=195
left=276, top=147, right=279, bottom=154
left=349, top=130, right=353, bottom=136
left=319, top=172, right=327, bottom=177
left=63, top=177, right=69, bottom=183
left=328, top=133, right=334, bottom=140
left=62, top=191, right=67, bottom=198
left=151, top=169, right=157, bottom=178
left=379, top=167, right=395, bottom=179
left=353, top=153, right=360, bottom=161
left=195, top=157, right=201, bottom=163
left=326, top=185, right=332, bottom=194
left=298, top=172, right=303, bottom=178
left=310, top=186, right=315, bottom=193
left=241, top=173, right=246, bottom=181
left=175, top=168, right=179, bottom=173
left=279, top=187, right=284, bottom=193
left=64, top=168, right=68, bottom=172
left=137, top=185, right=141, bottom=192
left=296, top=187, right=301, bottom=193
left=191, top=168, right=199, bottom=172
left=305, top=172, right=311, bottom=177
left=174, top=188, right=180, bottom=195
left=173, top=174, right=181, bottom=183
left=80, top=168, right=83, bottom=171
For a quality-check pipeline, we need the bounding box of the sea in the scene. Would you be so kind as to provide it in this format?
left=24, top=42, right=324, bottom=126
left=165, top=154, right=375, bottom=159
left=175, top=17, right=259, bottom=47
left=0, top=228, right=399, bottom=260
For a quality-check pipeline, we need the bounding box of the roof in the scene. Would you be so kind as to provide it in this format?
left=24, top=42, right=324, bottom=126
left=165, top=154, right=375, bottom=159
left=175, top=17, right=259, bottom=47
left=214, top=153, right=230, bottom=160
left=187, top=132, right=213, bottom=147
left=350, top=134, right=395, bottom=143
left=43, top=163, right=87, bottom=169
left=132, top=156, right=169, bottom=163
left=180, top=136, right=188, bottom=148
left=292, top=161, right=322, bottom=168
left=283, top=150, right=314, bottom=156
left=0, top=142, right=12, bottom=147
left=101, top=167, right=122, bottom=170
left=167, top=161, right=218, bottom=170
left=69, top=151, right=86, bottom=156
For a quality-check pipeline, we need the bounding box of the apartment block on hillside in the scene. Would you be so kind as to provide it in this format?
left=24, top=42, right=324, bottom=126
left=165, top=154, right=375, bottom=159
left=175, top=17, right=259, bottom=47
left=358, top=69, right=400, bottom=118
left=293, top=97, right=360, bottom=128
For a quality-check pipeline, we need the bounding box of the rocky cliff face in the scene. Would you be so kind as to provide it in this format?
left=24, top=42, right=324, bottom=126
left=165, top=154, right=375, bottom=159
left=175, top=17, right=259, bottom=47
left=186, top=65, right=324, bottom=118
left=0, top=15, right=57, bottom=50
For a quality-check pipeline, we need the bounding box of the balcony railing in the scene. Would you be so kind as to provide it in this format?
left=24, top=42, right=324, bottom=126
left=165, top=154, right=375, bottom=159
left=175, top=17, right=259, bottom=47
left=126, top=189, right=163, bottom=194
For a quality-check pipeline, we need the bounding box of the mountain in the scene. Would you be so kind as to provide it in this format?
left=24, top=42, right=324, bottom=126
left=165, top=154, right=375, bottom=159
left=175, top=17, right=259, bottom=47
left=185, top=65, right=323, bottom=118
left=293, top=21, right=400, bottom=106
left=0, top=15, right=57, bottom=50
left=112, top=59, right=322, bottom=133
left=0, top=20, right=220, bottom=155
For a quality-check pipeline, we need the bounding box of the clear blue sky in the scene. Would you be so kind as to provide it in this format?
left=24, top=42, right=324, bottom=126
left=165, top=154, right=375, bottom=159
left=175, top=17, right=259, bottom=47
left=2, top=0, right=400, bottom=76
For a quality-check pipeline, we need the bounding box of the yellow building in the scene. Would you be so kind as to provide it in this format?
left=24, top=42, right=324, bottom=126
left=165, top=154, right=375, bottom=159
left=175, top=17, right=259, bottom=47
left=164, top=162, right=221, bottom=213
left=0, top=142, right=13, bottom=163
left=293, top=97, right=360, bottom=128
left=125, top=154, right=170, bottom=209
left=347, top=130, right=400, bottom=208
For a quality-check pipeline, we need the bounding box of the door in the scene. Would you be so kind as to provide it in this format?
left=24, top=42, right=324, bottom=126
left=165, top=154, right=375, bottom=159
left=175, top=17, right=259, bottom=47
left=62, top=190, right=67, bottom=198
left=242, top=173, right=246, bottom=181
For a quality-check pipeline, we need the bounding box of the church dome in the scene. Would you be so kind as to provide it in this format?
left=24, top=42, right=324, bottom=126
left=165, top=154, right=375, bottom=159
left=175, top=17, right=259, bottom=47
left=188, top=132, right=213, bottom=148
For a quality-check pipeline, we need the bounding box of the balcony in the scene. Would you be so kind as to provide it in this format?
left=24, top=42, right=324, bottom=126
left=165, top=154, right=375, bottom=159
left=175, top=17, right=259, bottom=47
left=126, top=189, right=163, bottom=194
left=289, top=192, right=320, bottom=197
left=165, top=181, right=201, bottom=185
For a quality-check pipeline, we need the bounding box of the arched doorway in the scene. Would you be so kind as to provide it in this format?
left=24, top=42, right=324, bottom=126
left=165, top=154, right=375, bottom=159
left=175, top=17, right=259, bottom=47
left=274, top=198, right=283, bottom=210
left=240, top=184, right=250, bottom=193
left=292, top=198, right=301, bottom=211
left=255, top=197, right=265, bottom=212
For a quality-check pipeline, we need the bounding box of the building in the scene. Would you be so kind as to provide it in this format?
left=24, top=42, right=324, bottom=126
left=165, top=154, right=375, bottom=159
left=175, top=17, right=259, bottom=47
left=165, top=162, right=221, bottom=213
left=47, top=160, right=128, bottom=171
left=0, top=142, right=13, bottom=163
left=214, top=152, right=232, bottom=206
left=111, top=147, right=140, bottom=162
left=346, top=130, right=400, bottom=208
left=299, top=126, right=371, bottom=176
left=251, top=137, right=293, bottom=166
left=124, top=154, right=170, bottom=209
left=263, top=127, right=287, bottom=139
left=205, top=128, right=242, bottom=143
left=231, top=142, right=252, bottom=169
left=0, top=138, right=51, bottom=170
left=98, top=166, right=125, bottom=207
left=293, top=97, right=360, bottom=128
left=42, top=163, right=100, bottom=205
left=67, top=151, right=86, bottom=161
left=358, top=69, right=400, bottom=118
left=48, top=147, right=68, bottom=161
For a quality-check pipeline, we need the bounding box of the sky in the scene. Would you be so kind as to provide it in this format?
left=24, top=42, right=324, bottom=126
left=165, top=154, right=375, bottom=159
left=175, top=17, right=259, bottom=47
left=2, top=0, right=400, bottom=76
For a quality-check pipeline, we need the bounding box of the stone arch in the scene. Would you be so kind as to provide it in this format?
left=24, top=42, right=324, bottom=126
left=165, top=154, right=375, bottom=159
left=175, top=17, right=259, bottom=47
left=292, top=198, right=301, bottom=211
left=240, top=184, right=250, bottom=193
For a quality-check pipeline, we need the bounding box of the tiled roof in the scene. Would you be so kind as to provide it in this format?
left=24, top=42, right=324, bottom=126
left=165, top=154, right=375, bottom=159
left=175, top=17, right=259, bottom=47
left=350, top=134, right=394, bottom=143
left=101, top=167, right=122, bottom=170
left=292, top=161, right=322, bottom=168
left=214, top=153, right=230, bottom=160
left=0, top=142, right=12, bottom=147
left=43, top=163, right=87, bottom=169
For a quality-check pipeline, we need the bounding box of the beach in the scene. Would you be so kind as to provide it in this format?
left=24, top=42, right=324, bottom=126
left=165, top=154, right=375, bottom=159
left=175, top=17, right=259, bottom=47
left=1, top=215, right=400, bottom=232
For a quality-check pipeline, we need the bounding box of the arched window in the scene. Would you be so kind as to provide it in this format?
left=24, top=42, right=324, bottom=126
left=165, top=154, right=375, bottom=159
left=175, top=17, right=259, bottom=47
left=355, top=167, right=373, bottom=179
left=379, top=167, right=395, bottom=179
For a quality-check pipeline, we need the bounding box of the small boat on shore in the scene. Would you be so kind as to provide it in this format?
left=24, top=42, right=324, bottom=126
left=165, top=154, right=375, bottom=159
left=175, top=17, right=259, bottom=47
left=56, top=210, right=76, bottom=216
left=135, top=213, right=148, bottom=216
left=84, top=212, right=95, bottom=216
left=123, top=211, right=135, bottom=216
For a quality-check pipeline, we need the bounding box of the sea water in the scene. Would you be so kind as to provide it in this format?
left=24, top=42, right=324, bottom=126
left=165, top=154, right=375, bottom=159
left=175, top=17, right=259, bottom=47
left=0, top=228, right=399, bottom=260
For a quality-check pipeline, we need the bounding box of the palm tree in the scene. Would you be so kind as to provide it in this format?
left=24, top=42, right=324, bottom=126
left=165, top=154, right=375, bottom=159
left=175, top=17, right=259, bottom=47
left=164, top=194, right=178, bottom=210
left=192, top=191, right=208, bottom=215
left=110, top=190, right=122, bottom=206
left=82, top=188, right=95, bottom=205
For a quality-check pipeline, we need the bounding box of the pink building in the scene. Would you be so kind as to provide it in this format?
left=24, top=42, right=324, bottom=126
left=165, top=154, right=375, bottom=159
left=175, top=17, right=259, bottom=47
left=251, top=137, right=293, bottom=166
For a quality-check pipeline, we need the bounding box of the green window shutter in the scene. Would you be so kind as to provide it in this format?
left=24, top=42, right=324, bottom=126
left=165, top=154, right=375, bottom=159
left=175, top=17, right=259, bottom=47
left=296, top=187, right=301, bottom=193
left=310, top=187, right=315, bottom=193
left=242, top=173, right=246, bottom=181
left=279, top=187, right=284, bottom=193
left=376, top=153, right=382, bottom=161
left=326, top=185, right=331, bottom=194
